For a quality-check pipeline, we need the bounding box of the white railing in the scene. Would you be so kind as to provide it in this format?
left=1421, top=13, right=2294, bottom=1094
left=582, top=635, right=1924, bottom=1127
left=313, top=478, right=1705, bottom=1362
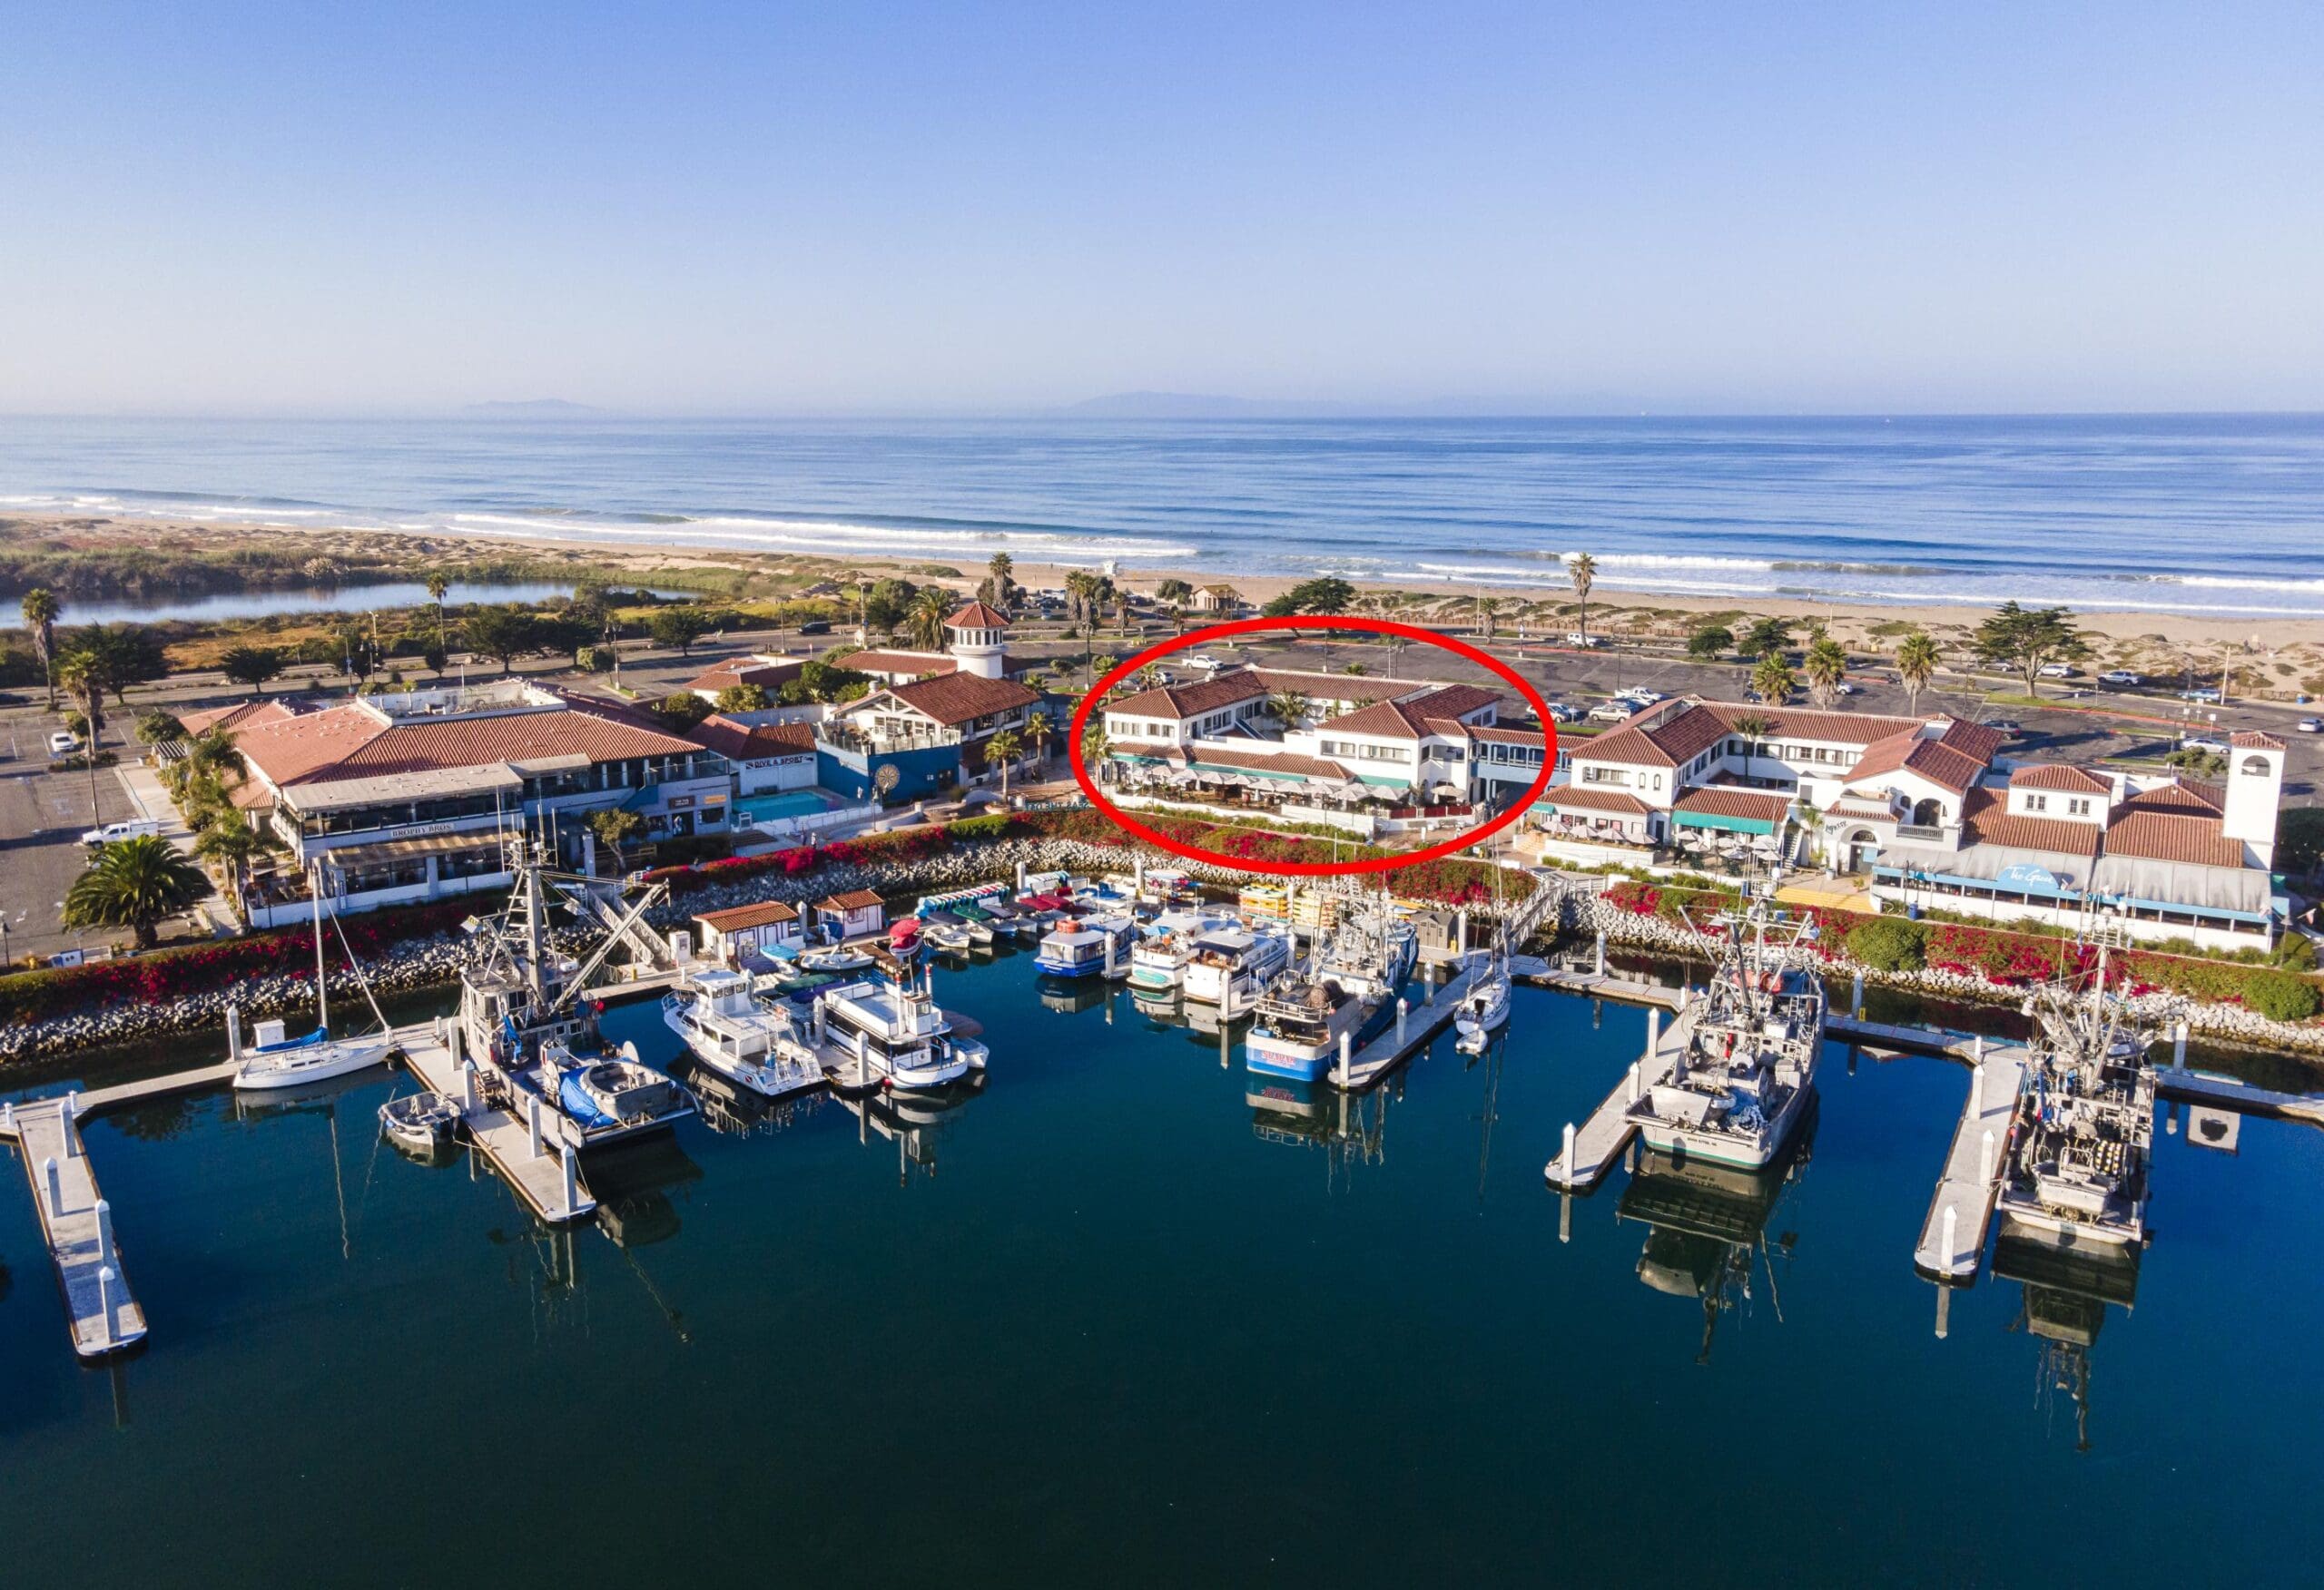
left=742, top=800, right=881, bottom=839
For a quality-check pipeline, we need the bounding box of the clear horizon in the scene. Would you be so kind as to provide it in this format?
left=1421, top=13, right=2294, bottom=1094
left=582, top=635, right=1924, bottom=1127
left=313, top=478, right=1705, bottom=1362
left=5, top=3, right=2320, bottom=416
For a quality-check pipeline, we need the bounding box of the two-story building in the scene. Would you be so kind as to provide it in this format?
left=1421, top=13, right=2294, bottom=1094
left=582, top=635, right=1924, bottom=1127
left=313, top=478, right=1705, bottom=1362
left=222, top=680, right=733, bottom=924
left=821, top=672, right=1043, bottom=801
left=684, top=653, right=807, bottom=703
left=684, top=712, right=821, bottom=795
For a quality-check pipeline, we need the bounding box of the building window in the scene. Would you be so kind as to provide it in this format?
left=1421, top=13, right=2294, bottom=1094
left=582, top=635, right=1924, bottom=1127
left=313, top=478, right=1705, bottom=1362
left=2067, top=797, right=2091, bottom=816
left=2027, top=793, right=2048, bottom=812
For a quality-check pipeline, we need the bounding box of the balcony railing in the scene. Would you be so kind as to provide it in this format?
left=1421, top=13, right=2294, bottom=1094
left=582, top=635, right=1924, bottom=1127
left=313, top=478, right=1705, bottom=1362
left=1896, top=822, right=1955, bottom=844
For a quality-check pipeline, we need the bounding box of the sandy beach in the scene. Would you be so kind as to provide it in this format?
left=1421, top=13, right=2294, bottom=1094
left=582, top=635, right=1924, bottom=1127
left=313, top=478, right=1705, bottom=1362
left=7, top=507, right=2322, bottom=695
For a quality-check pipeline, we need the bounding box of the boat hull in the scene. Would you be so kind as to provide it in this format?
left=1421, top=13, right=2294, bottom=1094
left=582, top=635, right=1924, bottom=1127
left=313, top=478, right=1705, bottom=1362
left=234, top=1035, right=393, bottom=1092
left=1636, top=1079, right=1815, bottom=1172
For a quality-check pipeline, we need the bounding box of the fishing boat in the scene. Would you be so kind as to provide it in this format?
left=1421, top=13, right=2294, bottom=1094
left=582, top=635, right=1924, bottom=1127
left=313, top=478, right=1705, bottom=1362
left=379, top=1090, right=460, bottom=1155
left=1995, top=952, right=2162, bottom=1251
left=1182, top=926, right=1293, bottom=1006
left=233, top=863, right=394, bottom=1091
left=660, top=967, right=825, bottom=1099
left=1243, top=975, right=1373, bottom=1081
left=810, top=967, right=987, bottom=1089
left=1035, top=915, right=1134, bottom=977
left=1310, top=906, right=1416, bottom=1004
left=458, top=841, right=695, bottom=1149
left=1626, top=898, right=1824, bottom=1172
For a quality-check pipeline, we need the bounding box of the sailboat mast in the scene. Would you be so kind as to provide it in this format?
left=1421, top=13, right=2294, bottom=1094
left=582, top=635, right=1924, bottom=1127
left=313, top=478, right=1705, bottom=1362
left=311, top=861, right=329, bottom=1032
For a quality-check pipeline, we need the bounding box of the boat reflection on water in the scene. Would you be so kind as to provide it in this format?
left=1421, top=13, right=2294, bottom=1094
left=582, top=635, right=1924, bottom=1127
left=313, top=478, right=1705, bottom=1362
left=1039, top=976, right=1117, bottom=1017
left=1994, top=1232, right=2142, bottom=1453
left=671, top=1051, right=832, bottom=1138
left=1247, top=1074, right=1397, bottom=1188
left=1614, top=1094, right=1817, bottom=1364
left=840, top=1070, right=989, bottom=1185
left=586, top=1134, right=704, bottom=1251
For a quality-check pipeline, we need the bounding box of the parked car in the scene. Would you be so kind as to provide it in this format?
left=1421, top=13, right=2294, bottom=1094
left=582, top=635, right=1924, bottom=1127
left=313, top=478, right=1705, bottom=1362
left=1185, top=653, right=1224, bottom=672
left=2179, top=736, right=2229, bottom=755
left=47, top=731, right=80, bottom=757
left=1833, top=682, right=1860, bottom=695
left=2297, top=717, right=2323, bottom=734
left=2181, top=688, right=2223, bottom=704
left=1565, top=633, right=1607, bottom=649
left=2099, top=669, right=2142, bottom=686
left=1545, top=702, right=1586, bottom=723
left=81, top=820, right=162, bottom=848
left=1614, top=687, right=1666, bottom=706
left=2037, top=662, right=2078, bottom=679
left=1587, top=702, right=1635, bottom=723
left=1982, top=719, right=2022, bottom=735
left=796, top=619, right=832, bottom=635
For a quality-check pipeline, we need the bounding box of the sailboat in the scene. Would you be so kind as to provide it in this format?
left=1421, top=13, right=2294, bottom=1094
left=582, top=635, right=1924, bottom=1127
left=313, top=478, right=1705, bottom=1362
left=233, top=862, right=394, bottom=1091
left=1453, top=873, right=1513, bottom=1054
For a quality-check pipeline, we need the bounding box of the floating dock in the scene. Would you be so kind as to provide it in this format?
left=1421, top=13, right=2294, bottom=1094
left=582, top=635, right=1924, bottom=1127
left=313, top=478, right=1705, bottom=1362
left=1542, top=1005, right=1685, bottom=1191
left=1325, top=955, right=1488, bottom=1090
left=1, top=1095, right=148, bottom=1359
left=1913, top=1040, right=2030, bottom=1283
left=394, top=1020, right=596, bottom=1224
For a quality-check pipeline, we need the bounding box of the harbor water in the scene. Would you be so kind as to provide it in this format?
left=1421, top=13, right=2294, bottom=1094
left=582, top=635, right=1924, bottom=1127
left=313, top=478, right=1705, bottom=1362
left=2, top=952, right=2319, bottom=1585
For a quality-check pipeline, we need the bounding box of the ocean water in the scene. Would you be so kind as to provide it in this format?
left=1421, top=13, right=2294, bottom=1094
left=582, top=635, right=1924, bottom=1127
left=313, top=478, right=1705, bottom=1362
left=3, top=413, right=2322, bottom=615
left=3, top=957, right=2321, bottom=1586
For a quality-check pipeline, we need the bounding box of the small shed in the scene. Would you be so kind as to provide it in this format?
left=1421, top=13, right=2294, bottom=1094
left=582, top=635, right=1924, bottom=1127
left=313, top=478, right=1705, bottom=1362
left=692, top=899, right=803, bottom=965
left=814, top=888, right=887, bottom=942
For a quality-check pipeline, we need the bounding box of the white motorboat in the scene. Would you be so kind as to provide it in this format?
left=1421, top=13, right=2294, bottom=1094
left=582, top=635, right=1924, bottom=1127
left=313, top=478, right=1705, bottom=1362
left=234, top=865, right=394, bottom=1092
left=661, top=967, right=825, bottom=1099
left=1245, top=976, right=1372, bottom=1081
left=801, top=944, right=877, bottom=974
left=812, top=969, right=986, bottom=1090
left=1182, top=926, right=1292, bottom=1006
left=1127, top=908, right=1236, bottom=993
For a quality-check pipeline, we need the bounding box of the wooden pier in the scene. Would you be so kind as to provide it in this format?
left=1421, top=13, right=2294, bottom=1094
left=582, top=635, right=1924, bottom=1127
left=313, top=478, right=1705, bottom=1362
left=1542, top=1004, right=1686, bottom=1191
left=394, top=1020, right=596, bottom=1224
left=0, top=1095, right=148, bottom=1359
left=1912, top=1039, right=2030, bottom=1283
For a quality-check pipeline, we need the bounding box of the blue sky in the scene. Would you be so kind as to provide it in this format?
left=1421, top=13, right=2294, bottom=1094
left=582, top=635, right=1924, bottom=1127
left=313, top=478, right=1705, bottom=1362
left=4, top=2, right=2319, bottom=414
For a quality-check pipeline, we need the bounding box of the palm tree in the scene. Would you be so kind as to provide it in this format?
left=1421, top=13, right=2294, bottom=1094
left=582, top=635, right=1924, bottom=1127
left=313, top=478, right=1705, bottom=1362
left=1079, top=722, right=1111, bottom=775
left=1750, top=654, right=1797, bottom=706
left=1475, top=595, right=1501, bottom=640
left=21, top=588, right=59, bottom=711
left=1730, top=712, right=1773, bottom=772
left=54, top=650, right=109, bottom=826
left=181, top=725, right=248, bottom=790
left=982, top=552, right=1018, bottom=612
left=1265, top=690, right=1312, bottom=731
left=1896, top=630, right=1940, bottom=715
left=1568, top=553, right=1597, bottom=644
left=905, top=587, right=950, bottom=652
left=1026, top=709, right=1053, bottom=767
left=1803, top=637, right=1847, bottom=708
left=1134, top=663, right=1167, bottom=690
left=983, top=728, right=1024, bottom=797
left=425, top=572, right=451, bottom=648
left=192, top=819, right=270, bottom=917
left=64, top=834, right=209, bottom=950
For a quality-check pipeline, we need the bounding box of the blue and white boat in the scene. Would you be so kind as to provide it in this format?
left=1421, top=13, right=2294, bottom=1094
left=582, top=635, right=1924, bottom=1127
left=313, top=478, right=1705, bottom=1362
left=1243, top=903, right=1415, bottom=1082
left=1035, top=914, right=1136, bottom=977
left=1127, top=909, right=1236, bottom=993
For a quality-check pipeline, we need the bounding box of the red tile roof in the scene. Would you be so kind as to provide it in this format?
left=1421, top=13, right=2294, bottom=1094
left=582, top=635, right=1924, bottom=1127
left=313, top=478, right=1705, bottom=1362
left=684, top=656, right=804, bottom=693
left=686, top=714, right=817, bottom=761
left=232, top=693, right=707, bottom=788
left=181, top=699, right=297, bottom=736
left=2230, top=730, right=2286, bottom=751
left=1542, top=785, right=1653, bottom=817
left=818, top=889, right=885, bottom=912
left=1104, top=669, right=1269, bottom=721
left=1958, top=788, right=2103, bottom=855
left=876, top=672, right=1040, bottom=728
left=1468, top=724, right=1549, bottom=746
left=1672, top=787, right=1795, bottom=824
left=945, top=600, right=1012, bottom=630
left=694, top=900, right=800, bottom=931
left=1841, top=728, right=1987, bottom=794
left=1324, top=684, right=1504, bottom=741
left=2009, top=763, right=2115, bottom=794
left=1935, top=719, right=2010, bottom=763
left=2102, top=810, right=2247, bottom=868
left=2121, top=779, right=2223, bottom=817
left=1185, top=745, right=1353, bottom=780
left=1247, top=669, right=1413, bottom=703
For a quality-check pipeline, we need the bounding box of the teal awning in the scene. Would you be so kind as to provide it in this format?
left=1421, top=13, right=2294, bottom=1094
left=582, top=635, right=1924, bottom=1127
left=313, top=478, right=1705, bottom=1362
left=1673, top=810, right=1777, bottom=836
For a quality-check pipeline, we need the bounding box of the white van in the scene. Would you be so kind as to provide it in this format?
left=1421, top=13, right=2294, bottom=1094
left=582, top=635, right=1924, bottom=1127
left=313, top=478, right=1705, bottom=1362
left=81, top=820, right=163, bottom=848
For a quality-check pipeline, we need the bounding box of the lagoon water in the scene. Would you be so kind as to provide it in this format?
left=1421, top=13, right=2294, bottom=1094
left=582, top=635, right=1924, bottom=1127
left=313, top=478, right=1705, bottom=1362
left=3, top=954, right=2321, bottom=1586
left=5, top=413, right=2324, bottom=616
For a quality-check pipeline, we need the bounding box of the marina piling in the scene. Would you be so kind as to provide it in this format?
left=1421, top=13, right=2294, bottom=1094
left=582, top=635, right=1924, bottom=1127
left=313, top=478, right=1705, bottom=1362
left=528, top=1095, right=545, bottom=1158
left=44, top=1155, right=61, bottom=1212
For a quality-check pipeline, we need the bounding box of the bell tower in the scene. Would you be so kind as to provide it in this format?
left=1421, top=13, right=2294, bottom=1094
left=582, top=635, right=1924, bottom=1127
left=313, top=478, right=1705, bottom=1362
left=2222, top=731, right=2284, bottom=868
left=943, top=600, right=1010, bottom=681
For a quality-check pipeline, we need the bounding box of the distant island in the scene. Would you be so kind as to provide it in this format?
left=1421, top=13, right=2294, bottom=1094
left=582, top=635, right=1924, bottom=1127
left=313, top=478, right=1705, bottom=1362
left=462, top=398, right=603, bottom=417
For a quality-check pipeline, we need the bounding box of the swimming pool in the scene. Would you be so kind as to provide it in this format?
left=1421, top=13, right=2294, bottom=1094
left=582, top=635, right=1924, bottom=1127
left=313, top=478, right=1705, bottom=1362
left=735, top=789, right=840, bottom=824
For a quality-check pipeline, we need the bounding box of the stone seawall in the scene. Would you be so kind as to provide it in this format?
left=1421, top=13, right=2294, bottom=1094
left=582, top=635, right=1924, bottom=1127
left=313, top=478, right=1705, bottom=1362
left=1558, top=891, right=2324, bottom=1060
left=4, top=842, right=2316, bottom=1067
